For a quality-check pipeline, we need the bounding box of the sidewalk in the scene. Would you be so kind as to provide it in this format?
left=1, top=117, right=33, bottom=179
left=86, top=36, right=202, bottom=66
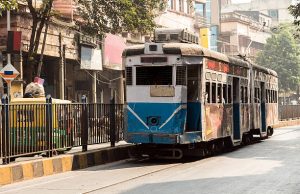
left=0, top=142, right=133, bottom=186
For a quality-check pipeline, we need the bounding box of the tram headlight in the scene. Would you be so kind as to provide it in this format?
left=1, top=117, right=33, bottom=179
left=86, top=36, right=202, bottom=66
left=147, top=116, right=160, bottom=126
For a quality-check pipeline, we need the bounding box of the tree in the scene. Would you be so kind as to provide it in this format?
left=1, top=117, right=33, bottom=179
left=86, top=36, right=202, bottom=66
left=0, top=0, right=18, bottom=15
left=289, top=2, right=300, bottom=38
left=21, top=0, right=165, bottom=83
left=77, top=0, right=165, bottom=37
left=21, top=0, right=54, bottom=84
left=256, top=24, right=300, bottom=92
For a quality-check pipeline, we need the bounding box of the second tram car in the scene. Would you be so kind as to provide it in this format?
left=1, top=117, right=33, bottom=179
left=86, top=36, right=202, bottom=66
left=123, top=28, right=278, bottom=159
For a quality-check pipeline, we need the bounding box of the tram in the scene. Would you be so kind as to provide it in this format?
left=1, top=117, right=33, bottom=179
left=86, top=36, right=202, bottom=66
left=123, top=28, right=278, bottom=159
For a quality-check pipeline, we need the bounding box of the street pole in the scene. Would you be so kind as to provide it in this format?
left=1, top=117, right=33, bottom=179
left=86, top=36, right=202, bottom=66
left=92, top=71, right=97, bottom=103
left=7, top=11, right=11, bottom=66
left=7, top=11, right=11, bottom=100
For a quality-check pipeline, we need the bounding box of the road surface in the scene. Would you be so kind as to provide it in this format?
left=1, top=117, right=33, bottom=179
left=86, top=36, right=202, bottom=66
left=0, top=126, right=299, bottom=194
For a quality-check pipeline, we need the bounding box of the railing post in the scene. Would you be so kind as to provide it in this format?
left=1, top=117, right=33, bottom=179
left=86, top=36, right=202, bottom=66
left=46, top=95, right=53, bottom=157
left=81, top=95, right=88, bottom=152
left=110, top=96, right=116, bottom=147
left=1, top=95, right=9, bottom=164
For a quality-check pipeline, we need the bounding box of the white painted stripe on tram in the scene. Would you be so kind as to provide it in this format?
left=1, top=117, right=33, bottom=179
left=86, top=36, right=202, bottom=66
left=127, top=105, right=150, bottom=130
left=159, top=105, right=184, bottom=130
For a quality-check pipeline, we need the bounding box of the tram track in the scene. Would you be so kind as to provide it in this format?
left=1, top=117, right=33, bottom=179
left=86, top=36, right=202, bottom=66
left=82, top=160, right=184, bottom=194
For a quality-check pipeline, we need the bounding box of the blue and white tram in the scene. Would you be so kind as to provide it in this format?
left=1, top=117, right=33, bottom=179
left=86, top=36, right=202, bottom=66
left=122, top=28, right=278, bottom=158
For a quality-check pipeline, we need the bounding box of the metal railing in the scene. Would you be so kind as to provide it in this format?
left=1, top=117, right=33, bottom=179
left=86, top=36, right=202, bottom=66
left=279, top=105, right=300, bottom=120
left=0, top=95, right=124, bottom=164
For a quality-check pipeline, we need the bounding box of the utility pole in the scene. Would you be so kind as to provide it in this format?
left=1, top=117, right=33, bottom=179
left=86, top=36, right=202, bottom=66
left=92, top=71, right=97, bottom=103
left=7, top=11, right=11, bottom=66
left=58, top=33, right=65, bottom=99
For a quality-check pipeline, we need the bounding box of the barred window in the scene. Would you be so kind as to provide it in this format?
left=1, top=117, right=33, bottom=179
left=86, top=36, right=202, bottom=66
left=136, top=66, right=172, bottom=85
left=176, top=66, right=186, bottom=85
left=126, top=67, right=132, bottom=85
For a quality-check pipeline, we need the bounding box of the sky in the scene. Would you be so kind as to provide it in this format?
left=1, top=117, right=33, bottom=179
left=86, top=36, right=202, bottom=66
left=231, top=0, right=251, bottom=3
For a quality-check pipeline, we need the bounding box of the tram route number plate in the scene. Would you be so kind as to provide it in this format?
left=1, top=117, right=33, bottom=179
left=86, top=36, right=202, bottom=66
left=150, top=85, right=175, bottom=97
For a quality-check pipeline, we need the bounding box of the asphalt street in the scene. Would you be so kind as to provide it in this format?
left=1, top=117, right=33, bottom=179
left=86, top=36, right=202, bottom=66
left=0, top=126, right=299, bottom=194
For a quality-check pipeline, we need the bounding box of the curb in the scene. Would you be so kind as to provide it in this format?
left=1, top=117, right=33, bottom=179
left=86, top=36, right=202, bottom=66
left=272, top=118, right=300, bottom=129
left=0, top=145, right=133, bottom=186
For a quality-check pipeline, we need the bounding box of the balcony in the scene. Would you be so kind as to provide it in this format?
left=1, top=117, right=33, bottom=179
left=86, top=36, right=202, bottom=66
left=194, top=13, right=209, bottom=28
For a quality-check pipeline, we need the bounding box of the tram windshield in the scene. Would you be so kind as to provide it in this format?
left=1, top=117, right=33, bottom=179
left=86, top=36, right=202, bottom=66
left=136, top=66, right=173, bottom=85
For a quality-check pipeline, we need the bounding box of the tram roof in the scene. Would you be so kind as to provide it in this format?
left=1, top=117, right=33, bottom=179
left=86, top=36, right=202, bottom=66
left=123, top=43, right=277, bottom=77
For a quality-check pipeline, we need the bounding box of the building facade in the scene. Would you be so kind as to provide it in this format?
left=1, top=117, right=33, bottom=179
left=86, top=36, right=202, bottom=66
left=0, top=2, right=125, bottom=103
left=219, top=11, right=272, bottom=58
left=222, top=0, right=294, bottom=26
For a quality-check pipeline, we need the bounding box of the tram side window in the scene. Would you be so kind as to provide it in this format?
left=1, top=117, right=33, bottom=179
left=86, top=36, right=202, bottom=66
left=223, top=84, right=227, bottom=103
left=270, top=90, right=274, bottom=103
left=254, top=88, right=260, bottom=103
left=228, top=85, right=232, bottom=103
left=266, top=89, right=269, bottom=103
left=176, top=66, right=186, bottom=85
left=245, top=87, right=248, bottom=103
left=126, top=67, right=132, bottom=85
left=241, top=86, right=245, bottom=103
left=136, top=66, right=172, bottom=85
left=212, top=83, right=217, bottom=103
left=205, top=82, right=211, bottom=103
left=217, top=84, right=222, bottom=103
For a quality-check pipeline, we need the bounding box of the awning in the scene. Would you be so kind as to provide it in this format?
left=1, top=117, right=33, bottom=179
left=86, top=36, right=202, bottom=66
left=104, top=34, right=126, bottom=70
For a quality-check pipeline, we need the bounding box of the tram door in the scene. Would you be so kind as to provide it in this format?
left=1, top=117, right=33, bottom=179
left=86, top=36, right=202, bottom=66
left=233, top=77, right=241, bottom=140
left=186, top=65, right=201, bottom=132
left=261, top=82, right=267, bottom=132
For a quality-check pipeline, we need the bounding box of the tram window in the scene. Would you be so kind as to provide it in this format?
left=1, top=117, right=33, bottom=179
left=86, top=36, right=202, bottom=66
left=176, top=66, right=186, bottom=85
left=250, top=89, right=252, bottom=103
left=254, top=88, right=260, bottom=103
left=212, top=83, right=217, bottom=103
left=205, top=82, right=211, bottom=103
left=241, top=86, right=244, bottom=103
left=228, top=85, right=232, bottom=103
left=245, top=87, right=248, bottom=103
left=217, top=84, right=222, bottom=103
left=136, top=66, right=172, bottom=85
left=126, top=67, right=132, bottom=85
left=266, top=89, right=270, bottom=103
left=275, top=91, right=278, bottom=103
left=270, top=90, right=273, bottom=103
left=223, top=84, right=227, bottom=103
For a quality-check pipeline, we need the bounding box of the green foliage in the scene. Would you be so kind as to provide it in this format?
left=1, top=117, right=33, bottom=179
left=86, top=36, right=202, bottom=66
left=77, top=0, right=165, bottom=37
left=0, top=0, right=18, bottom=15
left=289, top=2, right=300, bottom=38
left=256, top=24, right=300, bottom=92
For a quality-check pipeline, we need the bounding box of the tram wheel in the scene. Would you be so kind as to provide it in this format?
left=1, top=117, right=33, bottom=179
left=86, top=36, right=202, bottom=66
left=267, top=127, right=274, bottom=137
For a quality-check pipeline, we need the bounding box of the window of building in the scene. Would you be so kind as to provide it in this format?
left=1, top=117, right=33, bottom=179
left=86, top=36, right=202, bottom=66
left=179, top=0, right=184, bottom=12
left=186, top=0, right=192, bottom=14
left=169, top=0, right=176, bottom=10
left=268, top=9, right=279, bottom=21
left=195, top=2, right=205, bottom=17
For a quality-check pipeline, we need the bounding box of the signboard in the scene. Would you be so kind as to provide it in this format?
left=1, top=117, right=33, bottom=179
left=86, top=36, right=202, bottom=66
left=0, top=63, right=20, bottom=84
left=80, top=47, right=102, bottom=71
left=104, top=34, right=126, bottom=70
